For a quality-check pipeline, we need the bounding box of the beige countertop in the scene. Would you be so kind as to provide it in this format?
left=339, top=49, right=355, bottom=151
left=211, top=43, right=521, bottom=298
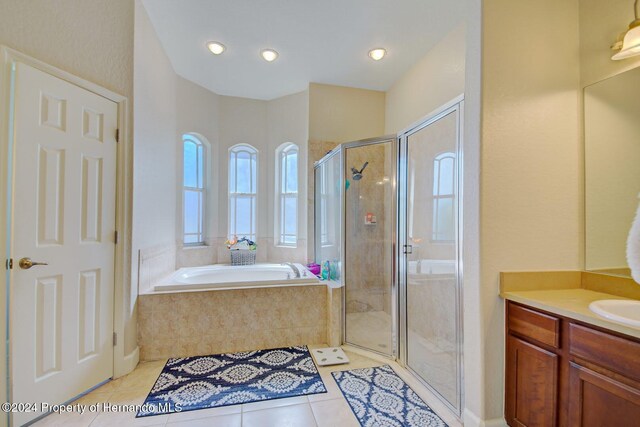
left=500, top=272, right=640, bottom=340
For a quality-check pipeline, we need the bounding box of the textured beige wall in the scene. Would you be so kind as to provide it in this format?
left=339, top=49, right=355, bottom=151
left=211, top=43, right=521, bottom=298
left=481, top=0, right=582, bottom=421
left=309, top=83, right=386, bottom=143
left=0, top=0, right=135, bottom=418
left=0, top=1, right=133, bottom=100
left=216, top=95, right=268, bottom=252
left=266, top=90, right=310, bottom=261
left=460, top=0, right=482, bottom=423
left=307, top=83, right=386, bottom=259
left=580, top=0, right=640, bottom=87
left=132, top=0, right=177, bottom=353
left=385, top=24, right=466, bottom=134
left=175, top=76, right=221, bottom=267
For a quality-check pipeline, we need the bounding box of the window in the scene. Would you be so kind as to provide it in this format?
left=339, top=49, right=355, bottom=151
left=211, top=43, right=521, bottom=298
left=275, top=143, right=298, bottom=246
left=432, top=152, right=456, bottom=242
left=183, top=134, right=207, bottom=245
left=229, top=144, right=257, bottom=241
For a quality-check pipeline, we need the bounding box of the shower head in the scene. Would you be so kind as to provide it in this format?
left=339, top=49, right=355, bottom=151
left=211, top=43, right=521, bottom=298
left=351, top=162, right=369, bottom=181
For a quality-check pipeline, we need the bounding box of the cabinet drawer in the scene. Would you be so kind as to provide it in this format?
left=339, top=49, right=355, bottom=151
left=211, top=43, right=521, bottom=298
left=508, top=302, right=560, bottom=348
left=569, top=323, right=640, bottom=382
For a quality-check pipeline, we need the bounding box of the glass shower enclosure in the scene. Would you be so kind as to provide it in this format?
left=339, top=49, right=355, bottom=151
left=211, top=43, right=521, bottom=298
left=398, top=99, right=464, bottom=414
left=314, top=97, right=464, bottom=416
left=314, top=136, right=397, bottom=357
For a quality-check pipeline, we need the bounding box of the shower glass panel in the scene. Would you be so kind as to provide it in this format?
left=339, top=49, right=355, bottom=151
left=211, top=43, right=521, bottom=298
left=401, top=104, right=462, bottom=413
left=343, top=138, right=395, bottom=356
left=314, top=150, right=342, bottom=282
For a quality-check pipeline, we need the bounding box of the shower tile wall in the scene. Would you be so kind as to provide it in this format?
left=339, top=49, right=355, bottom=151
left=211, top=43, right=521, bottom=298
left=138, top=285, right=327, bottom=360
left=345, top=143, right=392, bottom=316
left=326, top=286, right=342, bottom=346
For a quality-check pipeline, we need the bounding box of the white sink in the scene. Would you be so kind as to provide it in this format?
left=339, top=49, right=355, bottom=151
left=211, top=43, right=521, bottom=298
left=589, top=299, right=640, bottom=328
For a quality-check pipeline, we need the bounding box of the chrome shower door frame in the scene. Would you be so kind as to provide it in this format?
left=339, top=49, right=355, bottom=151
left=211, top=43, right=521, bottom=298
left=341, top=135, right=398, bottom=359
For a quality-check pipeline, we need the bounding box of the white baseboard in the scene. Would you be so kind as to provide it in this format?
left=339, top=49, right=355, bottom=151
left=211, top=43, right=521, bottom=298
left=115, top=346, right=139, bottom=379
left=463, top=408, right=508, bottom=427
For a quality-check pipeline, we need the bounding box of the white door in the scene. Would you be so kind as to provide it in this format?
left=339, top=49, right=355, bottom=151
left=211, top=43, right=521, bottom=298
left=9, top=62, right=117, bottom=426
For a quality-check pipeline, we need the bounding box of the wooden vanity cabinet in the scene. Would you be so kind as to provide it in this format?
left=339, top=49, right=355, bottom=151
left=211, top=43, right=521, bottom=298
left=505, top=301, right=640, bottom=427
left=506, top=303, right=561, bottom=426
left=567, top=323, right=640, bottom=426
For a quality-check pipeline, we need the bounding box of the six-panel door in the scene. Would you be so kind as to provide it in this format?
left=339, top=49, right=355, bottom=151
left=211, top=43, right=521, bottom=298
left=10, top=62, right=117, bottom=426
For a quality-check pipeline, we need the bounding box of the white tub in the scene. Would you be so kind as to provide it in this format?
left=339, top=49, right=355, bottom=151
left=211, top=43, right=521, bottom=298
left=408, top=259, right=456, bottom=276
left=154, top=263, right=319, bottom=292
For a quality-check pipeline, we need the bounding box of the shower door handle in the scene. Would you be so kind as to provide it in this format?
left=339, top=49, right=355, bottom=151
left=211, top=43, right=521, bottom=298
left=404, top=245, right=413, bottom=254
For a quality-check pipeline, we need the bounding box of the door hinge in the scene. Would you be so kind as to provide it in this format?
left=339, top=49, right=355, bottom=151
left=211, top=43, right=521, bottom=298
left=5, top=258, right=12, bottom=270
left=114, top=230, right=118, bottom=244
left=115, top=128, right=120, bottom=143
left=113, top=332, right=118, bottom=346
left=403, top=245, right=413, bottom=254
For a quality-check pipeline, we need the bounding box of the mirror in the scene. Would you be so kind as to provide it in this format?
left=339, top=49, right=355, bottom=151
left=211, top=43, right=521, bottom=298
left=584, top=66, right=640, bottom=277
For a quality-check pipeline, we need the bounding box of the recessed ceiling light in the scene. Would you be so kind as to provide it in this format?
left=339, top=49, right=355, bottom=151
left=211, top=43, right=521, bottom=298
left=206, top=41, right=226, bottom=55
left=368, top=48, right=387, bottom=61
left=261, top=49, right=279, bottom=62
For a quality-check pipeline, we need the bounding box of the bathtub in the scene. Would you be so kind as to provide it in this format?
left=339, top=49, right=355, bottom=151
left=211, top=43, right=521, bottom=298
left=408, top=259, right=456, bottom=276
left=154, top=263, right=319, bottom=292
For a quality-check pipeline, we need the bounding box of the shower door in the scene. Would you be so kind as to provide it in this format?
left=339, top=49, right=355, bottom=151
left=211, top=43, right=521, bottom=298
left=399, top=99, right=464, bottom=414
left=343, top=137, right=396, bottom=357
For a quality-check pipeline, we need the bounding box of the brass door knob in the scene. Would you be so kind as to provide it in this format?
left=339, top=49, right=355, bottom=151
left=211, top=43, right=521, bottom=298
left=18, top=258, right=48, bottom=270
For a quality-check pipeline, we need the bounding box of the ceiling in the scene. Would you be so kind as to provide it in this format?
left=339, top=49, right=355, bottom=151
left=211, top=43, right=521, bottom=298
left=141, top=0, right=465, bottom=100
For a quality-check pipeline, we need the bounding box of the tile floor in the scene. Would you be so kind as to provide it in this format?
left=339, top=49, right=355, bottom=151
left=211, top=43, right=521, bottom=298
left=33, top=345, right=461, bottom=427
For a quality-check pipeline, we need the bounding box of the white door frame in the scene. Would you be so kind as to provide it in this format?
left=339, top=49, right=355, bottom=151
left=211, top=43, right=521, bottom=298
left=0, top=46, right=135, bottom=413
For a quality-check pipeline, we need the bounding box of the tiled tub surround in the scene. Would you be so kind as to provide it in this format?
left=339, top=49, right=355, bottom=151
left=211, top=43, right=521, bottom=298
left=326, top=281, right=342, bottom=347
left=138, top=285, right=329, bottom=361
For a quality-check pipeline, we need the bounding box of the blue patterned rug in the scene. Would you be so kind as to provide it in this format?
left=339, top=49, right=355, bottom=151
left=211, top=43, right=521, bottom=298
left=137, top=345, right=326, bottom=417
left=332, top=365, right=448, bottom=427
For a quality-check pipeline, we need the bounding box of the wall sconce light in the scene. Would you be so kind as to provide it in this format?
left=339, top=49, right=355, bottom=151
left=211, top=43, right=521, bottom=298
left=612, top=0, right=640, bottom=60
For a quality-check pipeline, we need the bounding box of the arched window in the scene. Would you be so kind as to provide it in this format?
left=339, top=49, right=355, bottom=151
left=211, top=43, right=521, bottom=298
left=229, top=144, right=258, bottom=241
left=183, top=134, right=207, bottom=245
left=432, top=152, right=456, bottom=242
left=275, top=143, right=298, bottom=246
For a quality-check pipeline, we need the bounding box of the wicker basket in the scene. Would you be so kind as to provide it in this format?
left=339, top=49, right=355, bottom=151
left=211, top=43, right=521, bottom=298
left=230, top=249, right=256, bottom=266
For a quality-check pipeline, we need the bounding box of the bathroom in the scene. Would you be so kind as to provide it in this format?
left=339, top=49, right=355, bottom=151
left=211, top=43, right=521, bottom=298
left=1, top=0, right=640, bottom=426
